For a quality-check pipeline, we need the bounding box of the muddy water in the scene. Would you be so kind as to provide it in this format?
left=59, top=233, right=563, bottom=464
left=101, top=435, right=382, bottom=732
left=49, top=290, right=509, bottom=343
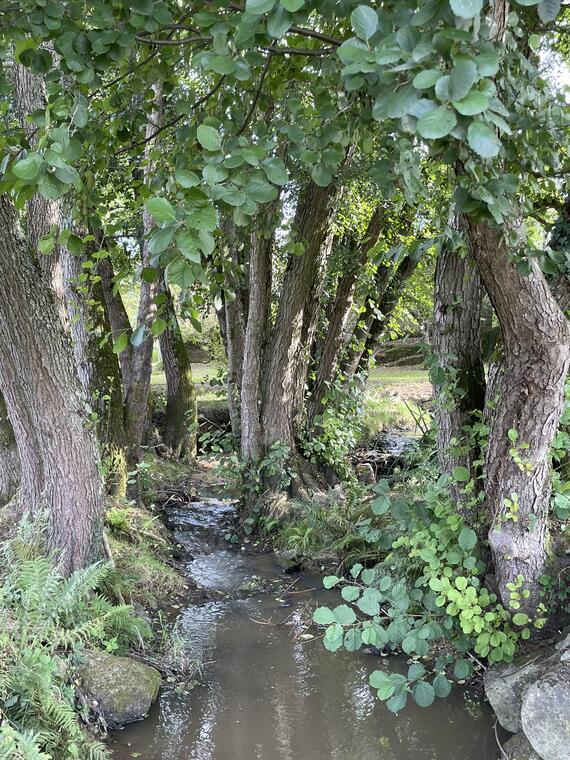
left=110, top=499, right=498, bottom=760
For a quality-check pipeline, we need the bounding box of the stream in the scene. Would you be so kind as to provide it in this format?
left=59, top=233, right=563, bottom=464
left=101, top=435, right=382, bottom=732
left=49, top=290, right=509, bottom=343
left=109, top=490, right=499, bottom=760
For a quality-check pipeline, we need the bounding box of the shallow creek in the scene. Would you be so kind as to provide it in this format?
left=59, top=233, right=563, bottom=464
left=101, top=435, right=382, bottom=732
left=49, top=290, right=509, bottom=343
left=109, top=497, right=498, bottom=760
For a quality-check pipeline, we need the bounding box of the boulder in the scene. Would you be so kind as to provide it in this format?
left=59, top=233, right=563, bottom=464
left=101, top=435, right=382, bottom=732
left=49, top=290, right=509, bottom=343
left=520, top=662, right=570, bottom=760
left=484, top=651, right=548, bottom=732
left=355, top=463, right=375, bottom=485
left=273, top=549, right=302, bottom=574
left=79, top=651, right=161, bottom=729
left=503, top=733, right=542, bottom=760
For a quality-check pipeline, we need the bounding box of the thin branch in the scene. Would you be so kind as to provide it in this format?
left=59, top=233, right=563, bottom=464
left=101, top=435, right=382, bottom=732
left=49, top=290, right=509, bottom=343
left=135, top=34, right=206, bottom=46
left=116, top=77, right=225, bottom=155
left=236, top=55, right=272, bottom=137
left=259, top=45, right=335, bottom=56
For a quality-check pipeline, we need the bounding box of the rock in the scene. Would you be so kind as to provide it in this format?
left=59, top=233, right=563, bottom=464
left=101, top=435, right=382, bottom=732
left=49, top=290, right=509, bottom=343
left=503, top=733, right=542, bottom=760
left=273, top=549, right=302, bottom=574
left=520, top=662, right=570, bottom=760
left=79, top=651, right=161, bottom=729
left=355, top=463, right=375, bottom=484
left=484, top=652, right=547, bottom=733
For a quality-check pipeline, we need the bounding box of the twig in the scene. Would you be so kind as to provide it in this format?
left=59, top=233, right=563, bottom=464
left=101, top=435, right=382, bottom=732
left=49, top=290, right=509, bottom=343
left=494, top=720, right=509, bottom=760
left=236, top=54, right=272, bottom=137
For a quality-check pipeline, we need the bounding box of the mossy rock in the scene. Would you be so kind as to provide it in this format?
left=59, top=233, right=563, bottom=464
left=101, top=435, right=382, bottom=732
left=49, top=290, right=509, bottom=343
left=79, top=651, right=161, bottom=729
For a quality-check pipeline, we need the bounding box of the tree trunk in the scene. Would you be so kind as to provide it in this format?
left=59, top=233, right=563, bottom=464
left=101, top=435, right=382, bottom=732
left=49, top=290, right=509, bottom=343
left=432, top=221, right=486, bottom=506
left=123, top=83, right=163, bottom=462
left=308, top=206, right=385, bottom=430
left=261, top=181, right=335, bottom=452
left=240, top=225, right=273, bottom=461
left=0, top=392, right=19, bottom=507
left=64, top=248, right=128, bottom=496
left=158, top=286, right=197, bottom=461
left=98, top=255, right=134, bottom=387
left=467, top=220, right=570, bottom=612
left=0, top=195, right=103, bottom=574
left=13, top=61, right=67, bottom=325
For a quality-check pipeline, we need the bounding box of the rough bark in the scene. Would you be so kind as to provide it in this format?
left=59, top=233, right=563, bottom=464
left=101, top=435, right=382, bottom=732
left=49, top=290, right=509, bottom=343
left=0, top=392, right=19, bottom=507
left=240, top=225, right=273, bottom=461
left=432, top=223, right=486, bottom=507
left=261, top=181, right=336, bottom=451
left=98, top=255, right=134, bottom=388
left=64, top=248, right=128, bottom=496
left=467, top=220, right=570, bottom=611
left=13, top=61, right=67, bottom=324
left=158, top=286, right=197, bottom=461
left=123, top=82, right=163, bottom=462
left=0, top=195, right=103, bottom=573
left=308, top=206, right=385, bottom=430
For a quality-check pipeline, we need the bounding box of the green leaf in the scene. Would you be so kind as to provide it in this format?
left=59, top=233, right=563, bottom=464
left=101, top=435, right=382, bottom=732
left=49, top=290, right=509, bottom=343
left=408, top=663, right=426, bottom=681
left=412, top=69, right=442, bottom=90
left=357, top=587, right=382, bottom=616
left=262, top=156, right=288, bottom=185
left=386, top=691, right=407, bottom=713
left=323, top=575, right=340, bottom=589
left=131, top=324, right=146, bottom=348
left=12, top=152, right=43, bottom=181
left=538, top=0, right=560, bottom=22
left=310, top=164, right=332, bottom=187
left=351, top=5, right=378, bottom=41
left=175, top=169, right=201, bottom=188
left=512, top=612, right=530, bottom=626
left=453, top=658, right=472, bottom=680
left=151, top=318, right=167, bottom=337
left=341, top=585, right=361, bottom=602
left=167, top=259, right=195, bottom=289
left=245, top=174, right=279, bottom=202
left=187, top=204, right=218, bottom=231
left=449, top=0, right=483, bottom=18
left=176, top=230, right=201, bottom=263
left=448, top=59, right=478, bottom=101
left=433, top=673, right=452, bottom=698
left=245, top=0, right=276, bottom=14
left=267, top=6, right=292, bottom=37
left=369, top=670, right=393, bottom=696
left=413, top=681, right=435, bottom=708
left=112, top=332, right=129, bottom=354
left=281, top=0, right=304, bottom=8
left=148, top=226, right=175, bottom=255
left=467, top=121, right=501, bottom=158
left=333, top=604, right=357, bottom=625
left=146, top=197, right=176, bottom=224
left=197, top=124, right=223, bottom=151
left=453, top=91, right=489, bottom=116
left=313, top=606, right=335, bottom=625
left=371, top=495, right=390, bottom=515
left=458, top=527, right=477, bottom=551
left=417, top=107, right=457, bottom=139
left=38, top=234, right=55, bottom=254
left=453, top=466, right=470, bottom=482
left=402, top=635, right=416, bottom=654
left=344, top=628, right=362, bottom=652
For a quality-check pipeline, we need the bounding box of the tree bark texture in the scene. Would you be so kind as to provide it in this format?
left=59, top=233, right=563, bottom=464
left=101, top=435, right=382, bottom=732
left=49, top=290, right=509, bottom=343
left=13, top=61, right=67, bottom=325
left=158, top=286, right=197, bottom=461
left=0, top=392, right=19, bottom=507
left=98, top=255, right=134, bottom=388
left=467, top=220, right=570, bottom=611
left=123, top=82, right=163, bottom=462
left=432, top=223, right=486, bottom=503
left=261, top=181, right=336, bottom=451
left=0, top=195, right=104, bottom=574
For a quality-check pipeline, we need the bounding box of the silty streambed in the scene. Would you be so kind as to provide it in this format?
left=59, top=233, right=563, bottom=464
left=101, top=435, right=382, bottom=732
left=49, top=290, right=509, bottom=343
left=109, top=497, right=498, bottom=760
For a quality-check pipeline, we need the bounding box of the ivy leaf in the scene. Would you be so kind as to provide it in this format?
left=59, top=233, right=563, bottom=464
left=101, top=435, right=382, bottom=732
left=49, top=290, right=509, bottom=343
left=538, top=0, right=561, bottom=21
left=412, top=681, right=435, bottom=708
left=467, top=121, right=501, bottom=158
left=417, top=107, right=457, bottom=139
left=197, top=124, right=222, bottom=151
left=449, top=0, right=484, bottom=18
left=146, top=197, right=176, bottom=224
left=458, top=527, right=477, bottom=551
left=351, top=5, right=378, bottom=40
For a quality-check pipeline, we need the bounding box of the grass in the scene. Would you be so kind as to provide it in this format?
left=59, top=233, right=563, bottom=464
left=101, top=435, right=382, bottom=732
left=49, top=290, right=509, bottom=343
left=368, top=366, right=429, bottom=385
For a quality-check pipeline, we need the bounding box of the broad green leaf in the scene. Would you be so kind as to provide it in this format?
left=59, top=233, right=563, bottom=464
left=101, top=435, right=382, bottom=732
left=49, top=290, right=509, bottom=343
left=281, top=0, right=304, bottom=8
left=453, top=466, right=470, bottom=482
left=449, top=0, right=483, bottom=18
left=512, top=0, right=541, bottom=5
left=386, top=691, right=407, bottom=713
left=38, top=234, right=55, bottom=254
left=413, top=681, right=435, bottom=708
left=175, top=169, right=201, bottom=188
left=267, top=6, right=292, bottom=37
left=333, top=604, right=357, bottom=625
left=357, top=587, right=381, bottom=616
left=371, top=494, right=390, bottom=515
left=262, top=156, right=288, bottom=185
left=313, top=606, right=335, bottom=625
left=176, top=230, right=201, bottom=263
left=151, top=318, right=167, bottom=337
left=208, top=55, right=236, bottom=75
left=197, top=124, right=222, bottom=151
left=538, top=0, right=561, bottom=22
left=323, top=575, right=340, bottom=589
left=112, top=332, right=129, bottom=355
left=453, top=658, right=472, bottom=680
left=311, top=164, right=333, bottom=187
left=412, top=69, right=441, bottom=90
left=351, top=5, right=378, bottom=40
left=187, top=204, right=218, bottom=231
left=408, top=663, right=426, bottom=681
left=12, top=152, right=43, bottom=180
left=323, top=633, right=343, bottom=652
left=344, top=628, right=363, bottom=652
left=146, top=197, right=176, bottom=224
left=433, top=673, right=452, bottom=698
left=341, top=585, right=361, bottom=602
left=245, top=174, right=279, bottom=202
left=148, top=226, right=175, bottom=255
left=458, top=526, right=477, bottom=551
left=453, top=91, right=489, bottom=115
left=417, top=107, right=457, bottom=139
left=467, top=121, right=501, bottom=158
left=245, top=0, right=276, bottom=13
left=369, top=670, right=392, bottom=690
left=448, top=58, right=478, bottom=101
left=512, top=612, right=530, bottom=626
left=167, top=259, right=195, bottom=289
